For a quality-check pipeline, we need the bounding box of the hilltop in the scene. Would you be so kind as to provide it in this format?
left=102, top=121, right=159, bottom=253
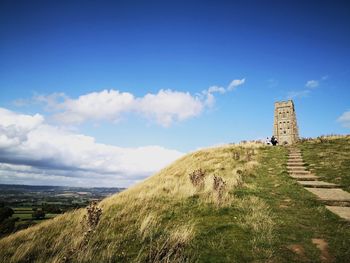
left=0, top=136, right=350, bottom=262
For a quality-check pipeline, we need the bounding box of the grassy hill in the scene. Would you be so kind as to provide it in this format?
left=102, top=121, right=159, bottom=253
left=1, top=137, right=350, bottom=263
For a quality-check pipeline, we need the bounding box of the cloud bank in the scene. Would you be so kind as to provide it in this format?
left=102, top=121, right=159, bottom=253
left=33, top=79, right=245, bottom=127
left=2, top=78, right=245, bottom=186
left=337, top=110, right=350, bottom=128
left=0, top=108, right=183, bottom=187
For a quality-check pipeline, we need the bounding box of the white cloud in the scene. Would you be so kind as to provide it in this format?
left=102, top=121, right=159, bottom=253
left=305, top=80, right=319, bottom=88
left=286, top=76, right=328, bottom=100
left=228, top=78, right=245, bottom=91
left=0, top=108, right=183, bottom=187
left=33, top=78, right=245, bottom=127
left=201, top=78, right=245, bottom=107
left=337, top=110, right=350, bottom=128
left=38, top=89, right=203, bottom=127
left=137, top=89, right=203, bottom=127
left=54, top=90, right=135, bottom=124
left=207, top=85, right=226, bottom=94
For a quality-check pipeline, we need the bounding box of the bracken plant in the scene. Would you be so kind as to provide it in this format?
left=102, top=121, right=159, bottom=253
left=189, top=169, right=206, bottom=190
left=213, top=175, right=226, bottom=201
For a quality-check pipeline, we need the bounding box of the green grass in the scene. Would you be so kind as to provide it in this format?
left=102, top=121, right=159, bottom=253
left=12, top=207, right=32, bottom=211
left=299, top=135, right=350, bottom=191
left=0, top=140, right=350, bottom=262
left=11, top=210, right=59, bottom=221
left=11, top=208, right=33, bottom=221
left=11, top=213, right=32, bottom=220
left=244, top=145, right=350, bottom=262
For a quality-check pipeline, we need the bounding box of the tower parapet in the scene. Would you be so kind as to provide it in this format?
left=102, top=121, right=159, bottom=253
left=273, top=100, right=299, bottom=144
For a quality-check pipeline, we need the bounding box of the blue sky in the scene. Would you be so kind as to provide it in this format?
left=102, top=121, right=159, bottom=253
left=0, top=0, right=349, bottom=187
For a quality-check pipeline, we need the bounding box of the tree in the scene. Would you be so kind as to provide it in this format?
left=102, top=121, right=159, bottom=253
left=42, top=203, right=62, bottom=214
left=0, top=207, right=14, bottom=223
left=32, top=209, right=45, bottom=219
left=0, top=218, right=15, bottom=237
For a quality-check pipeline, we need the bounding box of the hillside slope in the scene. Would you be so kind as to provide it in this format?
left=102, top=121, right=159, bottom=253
left=1, top=139, right=350, bottom=263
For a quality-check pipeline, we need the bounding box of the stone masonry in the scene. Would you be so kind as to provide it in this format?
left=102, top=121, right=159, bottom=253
left=273, top=100, right=299, bottom=145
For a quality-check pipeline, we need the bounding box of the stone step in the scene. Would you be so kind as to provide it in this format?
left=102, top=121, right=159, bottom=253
left=289, top=156, right=303, bottom=159
left=289, top=170, right=311, bottom=174
left=304, top=188, right=350, bottom=203
left=287, top=162, right=305, bottom=166
left=297, top=181, right=339, bottom=188
left=288, top=170, right=307, bottom=174
left=288, top=155, right=303, bottom=158
left=287, top=159, right=304, bottom=162
left=288, top=159, right=304, bottom=163
left=325, top=206, right=350, bottom=221
left=288, top=166, right=306, bottom=169
left=287, top=165, right=306, bottom=170
left=289, top=170, right=308, bottom=174
left=290, top=174, right=318, bottom=181
left=288, top=162, right=304, bottom=165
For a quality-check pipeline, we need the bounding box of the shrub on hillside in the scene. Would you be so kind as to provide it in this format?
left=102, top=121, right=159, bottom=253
left=32, top=209, right=45, bottom=219
left=213, top=175, right=226, bottom=202
left=0, top=218, right=16, bottom=237
left=189, top=169, right=206, bottom=190
left=79, top=201, right=103, bottom=249
left=0, top=207, right=14, bottom=222
left=42, top=203, right=63, bottom=214
left=86, top=201, right=103, bottom=230
left=232, top=151, right=240, bottom=160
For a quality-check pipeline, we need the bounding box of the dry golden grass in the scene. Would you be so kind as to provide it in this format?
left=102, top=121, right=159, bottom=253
left=0, top=143, right=262, bottom=262
left=101, top=144, right=260, bottom=209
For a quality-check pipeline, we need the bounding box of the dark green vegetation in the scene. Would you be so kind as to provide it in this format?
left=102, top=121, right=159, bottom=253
left=0, top=137, right=349, bottom=262
left=0, top=207, right=14, bottom=238
left=300, top=136, right=350, bottom=192
left=0, top=185, right=123, bottom=238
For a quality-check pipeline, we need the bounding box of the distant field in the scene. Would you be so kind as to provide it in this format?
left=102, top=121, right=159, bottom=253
left=11, top=208, right=59, bottom=221
left=11, top=213, right=32, bottom=220
left=12, top=207, right=32, bottom=211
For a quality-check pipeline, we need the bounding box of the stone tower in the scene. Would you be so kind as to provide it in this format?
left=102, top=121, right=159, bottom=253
left=273, top=100, right=299, bottom=144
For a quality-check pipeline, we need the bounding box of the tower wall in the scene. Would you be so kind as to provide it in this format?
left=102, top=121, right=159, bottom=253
left=273, top=100, right=299, bottom=144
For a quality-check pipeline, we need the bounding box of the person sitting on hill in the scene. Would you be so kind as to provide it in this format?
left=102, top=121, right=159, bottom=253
left=270, top=136, right=278, bottom=146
